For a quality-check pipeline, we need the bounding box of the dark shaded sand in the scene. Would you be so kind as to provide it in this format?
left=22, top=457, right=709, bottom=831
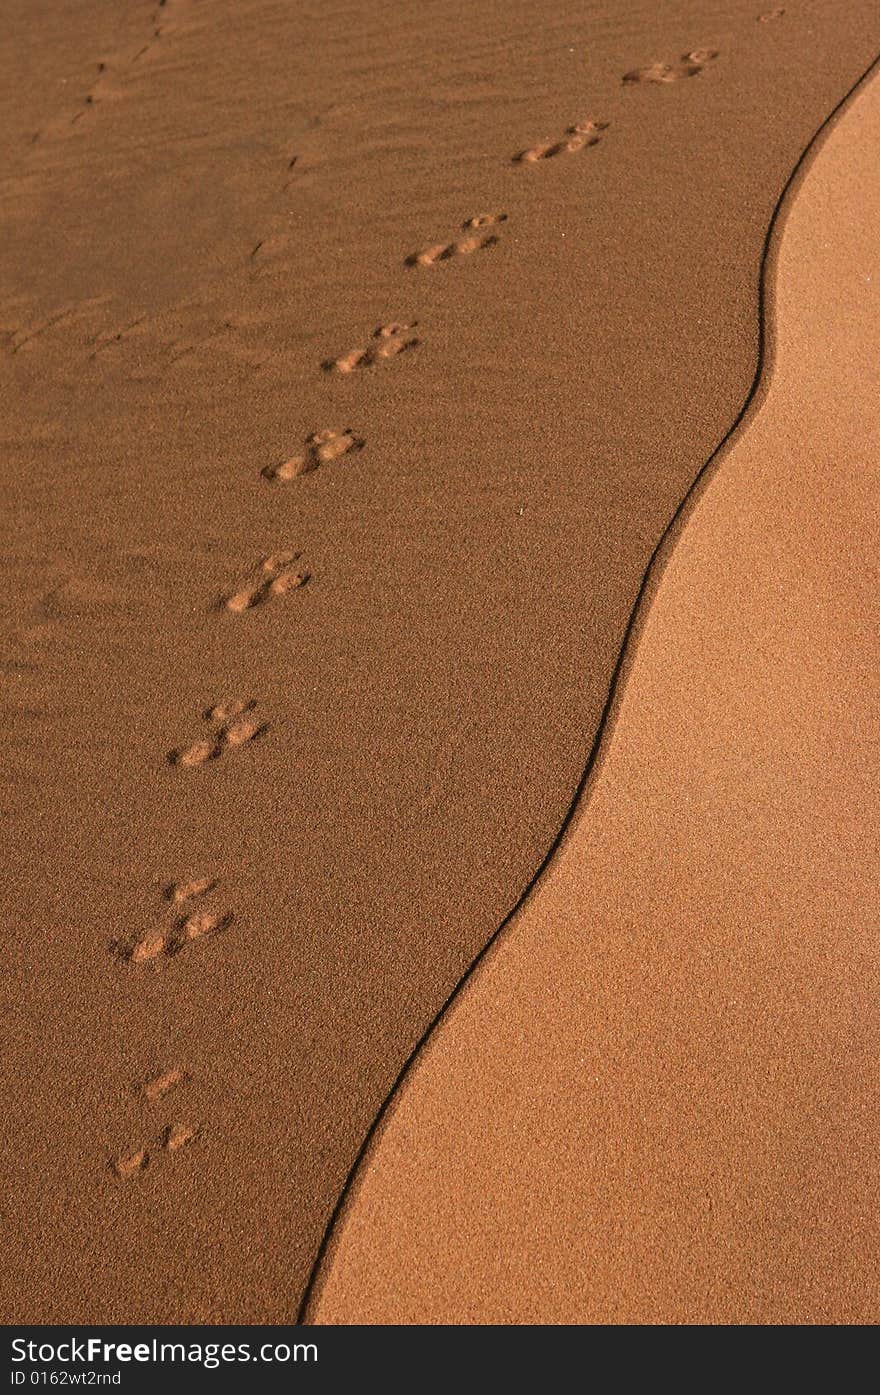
left=2, top=2, right=879, bottom=1322
left=309, top=65, right=880, bottom=1325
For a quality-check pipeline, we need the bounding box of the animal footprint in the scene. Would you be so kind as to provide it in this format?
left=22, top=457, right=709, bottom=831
left=110, top=1057, right=199, bottom=1180
left=143, top=1067, right=187, bottom=1102
left=164, top=877, right=215, bottom=905
left=70, top=63, right=122, bottom=124
left=163, top=1122, right=200, bottom=1153
left=114, top=877, right=234, bottom=965
left=110, top=1121, right=200, bottom=1181
left=169, top=700, right=267, bottom=768
left=126, top=929, right=170, bottom=964
left=111, top=1148, right=149, bottom=1180
left=221, top=552, right=310, bottom=613
left=406, top=213, right=508, bottom=267
left=323, top=322, right=420, bottom=373
left=262, top=428, right=364, bottom=482
left=116, top=911, right=231, bottom=966
left=622, top=50, right=719, bottom=84
left=758, top=7, right=784, bottom=20
left=514, top=121, right=608, bottom=164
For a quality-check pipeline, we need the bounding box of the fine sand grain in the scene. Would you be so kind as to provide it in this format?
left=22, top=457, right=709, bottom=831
left=309, top=62, right=880, bottom=1325
left=2, top=1, right=879, bottom=1321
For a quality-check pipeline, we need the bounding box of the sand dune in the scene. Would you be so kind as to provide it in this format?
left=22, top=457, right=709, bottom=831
left=309, top=60, right=880, bottom=1326
left=2, top=1, right=879, bottom=1322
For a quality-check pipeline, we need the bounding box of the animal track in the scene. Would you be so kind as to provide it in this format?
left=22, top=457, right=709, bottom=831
left=110, top=1122, right=200, bottom=1180
left=34, top=2, right=193, bottom=143
left=622, top=50, right=719, bottom=84
left=135, top=0, right=195, bottom=56
left=758, top=7, right=784, bottom=19
left=406, top=213, right=508, bottom=267
left=111, top=1048, right=199, bottom=1180
left=262, top=428, right=364, bottom=482
left=220, top=552, right=310, bottom=613
left=35, top=61, right=125, bottom=141
left=169, top=700, right=267, bottom=768
left=43, top=51, right=128, bottom=140
left=113, top=877, right=233, bottom=966
left=323, top=322, right=420, bottom=374
left=514, top=121, right=608, bottom=164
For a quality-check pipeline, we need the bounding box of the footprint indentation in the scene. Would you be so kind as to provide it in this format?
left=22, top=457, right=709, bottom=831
left=622, top=50, right=719, bottom=84
left=463, top=213, right=507, bottom=231
left=221, top=552, right=310, bottom=613
left=406, top=213, right=508, bottom=267
left=169, top=701, right=267, bottom=767
left=262, top=428, right=364, bottom=482
left=111, top=1148, right=149, bottom=1180
left=176, top=906, right=233, bottom=942
left=163, top=1122, right=200, bottom=1153
left=514, top=121, right=608, bottom=164
left=758, top=7, right=784, bottom=19
left=110, top=1120, right=201, bottom=1182
left=128, top=929, right=169, bottom=964
left=143, top=1067, right=187, bottom=1103
left=323, top=322, right=420, bottom=373
left=205, top=698, right=255, bottom=723
left=164, top=876, right=216, bottom=905
left=173, top=737, right=221, bottom=769
left=222, top=714, right=263, bottom=748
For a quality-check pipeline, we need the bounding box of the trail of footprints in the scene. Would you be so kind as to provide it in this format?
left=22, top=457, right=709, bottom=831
left=110, top=30, right=732, bottom=1184
left=35, top=0, right=193, bottom=143
left=110, top=881, right=220, bottom=1178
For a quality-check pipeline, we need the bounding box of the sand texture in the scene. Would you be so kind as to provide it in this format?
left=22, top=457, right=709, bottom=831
left=309, top=61, right=880, bottom=1325
left=2, top=1, right=879, bottom=1322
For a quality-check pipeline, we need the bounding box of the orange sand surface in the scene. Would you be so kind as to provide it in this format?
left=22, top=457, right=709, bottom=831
left=310, top=63, right=880, bottom=1325
left=2, top=2, right=879, bottom=1323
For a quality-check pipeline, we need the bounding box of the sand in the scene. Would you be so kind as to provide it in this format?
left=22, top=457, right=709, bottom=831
left=308, top=60, right=880, bottom=1325
left=2, top=0, right=878, bottom=1323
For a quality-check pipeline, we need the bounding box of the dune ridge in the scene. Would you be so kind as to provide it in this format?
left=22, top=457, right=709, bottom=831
left=308, top=57, right=880, bottom=1326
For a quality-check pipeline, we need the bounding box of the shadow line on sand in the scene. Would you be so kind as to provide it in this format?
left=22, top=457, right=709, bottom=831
left=297, top=48, right=880, bottom=1324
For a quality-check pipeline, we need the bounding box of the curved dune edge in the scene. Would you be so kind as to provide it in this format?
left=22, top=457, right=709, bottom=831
left=308, top=63, right=880, bottom=1325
